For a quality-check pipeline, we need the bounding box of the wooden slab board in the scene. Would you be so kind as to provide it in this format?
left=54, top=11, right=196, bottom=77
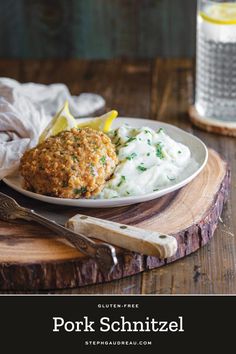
left=189, top=106, right=236, bottom=137
left=0, top=149, right=230, bottom=291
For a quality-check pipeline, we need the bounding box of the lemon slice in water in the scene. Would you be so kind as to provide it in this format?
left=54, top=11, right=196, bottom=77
left=39, top=101, right=77, bottom=143
left=76, top=110, right=118, bottom=132
left=200, top=2, right=236, bottom=25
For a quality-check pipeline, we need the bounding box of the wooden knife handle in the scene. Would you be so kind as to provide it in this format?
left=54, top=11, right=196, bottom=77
left=66, top=214, right=177, bottom=259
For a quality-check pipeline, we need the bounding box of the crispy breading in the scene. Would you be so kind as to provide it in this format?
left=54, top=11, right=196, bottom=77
left=20, top=127, right=118, bottom=198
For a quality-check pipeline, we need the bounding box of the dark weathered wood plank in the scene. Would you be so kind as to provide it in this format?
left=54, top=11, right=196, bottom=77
left=0, top=148, right=229, bottom=291
left=0, top=0, right=196, bottom=59
left=0, top=58, right=152, bottom=293
left=0, top=60, right=21, bottom=79
left=0, top=58, right=235, bottom=294
left=142, top=58, right=236, bottom=294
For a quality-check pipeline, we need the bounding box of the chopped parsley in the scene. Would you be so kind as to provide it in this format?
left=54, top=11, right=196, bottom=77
left=126, top=152, right=137, bottom=160
left=74, top=186, right=87, bottom=195
left=100, top=156, right=106, bottom=165
left=178, top=150, right=182, bottom=154
left=156, top=143, right=164, bottom=159
left=147, top=139, right=151, bottom=146
left=158, top=128, right=164, bottom=133
left=137, top=165, right=147, bottom=172
left=147, top=152, right=150, bottom=156
left=117, top=175, right=126, bottom=187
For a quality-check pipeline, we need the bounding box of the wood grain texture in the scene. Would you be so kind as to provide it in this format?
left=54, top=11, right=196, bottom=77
left=0, top=58, right=235, bottom=294
left=189, top=105, right=236, bottom=137
left=0, top=149, right=229, bottom=290
left=0, top=0, right=196, bottom=59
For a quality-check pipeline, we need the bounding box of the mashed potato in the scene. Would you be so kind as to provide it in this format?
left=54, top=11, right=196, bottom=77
left=97, top=125, right=191, bottom=198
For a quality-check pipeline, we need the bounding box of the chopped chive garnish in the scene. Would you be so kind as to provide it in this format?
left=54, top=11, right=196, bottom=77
left=144, top=130, right=151, bottom=134
left=72, top=155, right=78, bottom=162
left=115, top=137, right=121, bottom=146
left=126, top=152, right=137, bottom=160
left=153, top=188, right=159, bottom=191
left=74, top=186, right=87, bottom=194
left=156, top=143, right=164, bottom=159
left=178, top=150, right=182, bottom=154
left=147, top=152, right=150, bottom=156
left=147, top=139, right=151, bottom=146
left=158, top=128, right=164, bottom=133
left=124, top=137, right=137, bottom=146
left=137, top=165, right=147, bottom=172
left=117, top=175, right=126, bottom=187
left=100, top=156, right=106, bottom=165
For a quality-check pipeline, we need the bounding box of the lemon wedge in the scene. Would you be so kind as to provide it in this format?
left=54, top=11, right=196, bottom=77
left=200, top=2, right=236, bottom=25
left=76, top=110, right=118, bottom=133
left=39, top=101, right=77, bottom=143
left=39, top=103, right=118, bottom=144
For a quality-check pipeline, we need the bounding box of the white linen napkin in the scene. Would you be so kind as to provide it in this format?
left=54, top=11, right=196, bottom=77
left=0, top=78, right=105, bottom=180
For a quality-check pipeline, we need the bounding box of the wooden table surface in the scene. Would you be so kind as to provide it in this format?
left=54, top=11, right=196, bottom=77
left=0, top=58, right=235, bottom=294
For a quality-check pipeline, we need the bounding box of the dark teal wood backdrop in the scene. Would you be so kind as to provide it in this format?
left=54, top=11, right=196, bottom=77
left=0, top=0, right=197, bottom=59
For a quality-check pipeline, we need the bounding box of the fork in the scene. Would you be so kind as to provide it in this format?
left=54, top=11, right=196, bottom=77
left=0, top=192, right=118, bottom=273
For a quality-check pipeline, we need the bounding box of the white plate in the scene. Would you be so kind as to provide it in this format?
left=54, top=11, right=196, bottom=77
left=3, top=117, right=208, bottom=208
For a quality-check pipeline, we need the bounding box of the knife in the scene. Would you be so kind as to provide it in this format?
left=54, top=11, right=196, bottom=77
left=66, top=214, right=178, bottom=258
